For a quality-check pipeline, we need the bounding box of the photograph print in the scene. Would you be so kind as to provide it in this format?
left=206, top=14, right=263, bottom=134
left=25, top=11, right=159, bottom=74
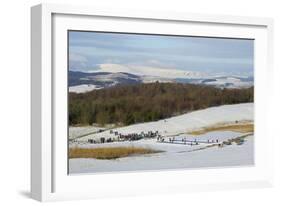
left=68, top=31, right=254, bottom=174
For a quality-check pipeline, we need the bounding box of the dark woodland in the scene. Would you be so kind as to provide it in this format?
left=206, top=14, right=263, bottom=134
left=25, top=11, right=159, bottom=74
left=69, top=82, right=254, bottom=126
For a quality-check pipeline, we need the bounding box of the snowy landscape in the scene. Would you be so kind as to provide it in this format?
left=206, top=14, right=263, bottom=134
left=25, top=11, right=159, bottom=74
left=69, top=103, right=254, bottom=174
left=69, top=65, right=254, bottom=93
left=68, top=31, right=254, bottom=174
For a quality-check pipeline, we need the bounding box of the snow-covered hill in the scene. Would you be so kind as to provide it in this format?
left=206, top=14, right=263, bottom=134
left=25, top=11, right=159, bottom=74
left=76, top=103, right=253, bottom=141
left=200, top=76, right=254, bottom=89
left=96, top=63, right=204, bottom=79
left=69, top=64, right=253, bottom=93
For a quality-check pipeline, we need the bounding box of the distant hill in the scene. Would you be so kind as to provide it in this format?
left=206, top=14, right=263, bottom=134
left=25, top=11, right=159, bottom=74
left=69, top=70, right=141, bottom=87
left=69, top=70, right=254, bottom=93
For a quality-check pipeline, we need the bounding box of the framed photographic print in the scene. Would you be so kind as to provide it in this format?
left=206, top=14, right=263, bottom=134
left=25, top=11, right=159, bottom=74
left=31, top=3, right=274, bottom=201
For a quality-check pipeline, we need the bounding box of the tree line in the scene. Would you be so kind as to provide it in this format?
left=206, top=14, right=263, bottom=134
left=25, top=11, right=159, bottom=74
left=69, top=82, right=254, bottom=126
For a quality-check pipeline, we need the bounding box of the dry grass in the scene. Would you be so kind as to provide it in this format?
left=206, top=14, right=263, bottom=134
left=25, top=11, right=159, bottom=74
left=69, top=146, right=162, bottom=159
left=188, top=123, right=254, bottom=135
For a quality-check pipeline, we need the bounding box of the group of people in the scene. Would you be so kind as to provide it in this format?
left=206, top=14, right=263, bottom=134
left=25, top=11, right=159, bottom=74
left=87, top=130, right=161, bottom=144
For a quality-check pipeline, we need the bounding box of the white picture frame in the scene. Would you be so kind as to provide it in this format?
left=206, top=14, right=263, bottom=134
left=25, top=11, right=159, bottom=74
left=31, top=3, right=274, bottom=202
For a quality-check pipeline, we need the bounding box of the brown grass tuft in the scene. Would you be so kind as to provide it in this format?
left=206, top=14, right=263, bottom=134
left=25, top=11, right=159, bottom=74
left=188, top=123, right=254, bottom=135
left=69, top=146, right=163, bottom=159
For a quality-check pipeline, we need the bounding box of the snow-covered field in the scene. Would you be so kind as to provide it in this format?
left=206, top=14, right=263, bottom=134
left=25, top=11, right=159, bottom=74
left=69, top=84, right=101, bottom=93
left=69, top=103, right=254, bottom=174
left=203, top=76, right=253, bottom=88
left=69, top=126, right=105, bottom=140
left=69, top=135, right=253, bottom=173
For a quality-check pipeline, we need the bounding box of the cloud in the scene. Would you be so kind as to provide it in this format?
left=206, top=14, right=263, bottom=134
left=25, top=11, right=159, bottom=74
left=69, top=53, right=87, bottom=63
left=68, top=31, right=254, bottom=76
left=69, top=53, right=88, bottom=70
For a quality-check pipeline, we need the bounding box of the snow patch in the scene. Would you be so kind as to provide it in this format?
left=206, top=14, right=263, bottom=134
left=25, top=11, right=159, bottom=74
left=69, top=84, right=101, bottom=93
left=95, top=63, right=205, bottom=79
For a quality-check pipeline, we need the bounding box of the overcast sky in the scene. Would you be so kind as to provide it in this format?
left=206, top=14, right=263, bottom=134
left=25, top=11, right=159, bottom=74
left=69, top=31, right=254, bottom=76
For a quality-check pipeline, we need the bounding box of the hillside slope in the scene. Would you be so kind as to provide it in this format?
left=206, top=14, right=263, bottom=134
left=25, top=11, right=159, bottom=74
left=77, top=103, right=253, bottom=141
